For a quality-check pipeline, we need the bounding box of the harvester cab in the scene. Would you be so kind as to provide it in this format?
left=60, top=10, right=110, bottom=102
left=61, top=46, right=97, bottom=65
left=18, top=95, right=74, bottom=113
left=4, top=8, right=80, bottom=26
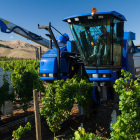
left=63, top=9, right=126, bottom=79
left=63, top=9, right=127, bottom=103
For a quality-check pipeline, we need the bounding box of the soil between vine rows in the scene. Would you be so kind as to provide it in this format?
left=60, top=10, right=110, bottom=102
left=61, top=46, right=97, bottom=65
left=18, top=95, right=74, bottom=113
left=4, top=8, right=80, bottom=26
left=20, top=103, right=99, bottom=140
left=0, top=98, right=112, bottom=140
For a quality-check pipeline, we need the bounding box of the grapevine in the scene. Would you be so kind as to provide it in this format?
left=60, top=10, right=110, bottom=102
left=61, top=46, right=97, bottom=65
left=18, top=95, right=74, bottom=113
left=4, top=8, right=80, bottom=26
left=69, top=127, right=106, bottom=140
left=12, top=122, right=31, bottom=140
left=0, top=60, right=45, bottom=111
left=40, top=76, right=93, bottom=134
left=110, top=70, right=140, bottom=140
left=0, top=73, right=13, bottom=109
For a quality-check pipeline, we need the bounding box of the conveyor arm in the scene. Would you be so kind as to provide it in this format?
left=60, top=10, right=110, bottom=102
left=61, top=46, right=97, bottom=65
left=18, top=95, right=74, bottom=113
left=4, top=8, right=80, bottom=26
left=0, top=17, right=49, bottom=48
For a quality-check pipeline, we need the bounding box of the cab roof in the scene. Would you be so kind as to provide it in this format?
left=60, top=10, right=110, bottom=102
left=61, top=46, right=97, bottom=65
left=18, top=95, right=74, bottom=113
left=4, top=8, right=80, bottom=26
left=63, top=11, right=126, bottom=22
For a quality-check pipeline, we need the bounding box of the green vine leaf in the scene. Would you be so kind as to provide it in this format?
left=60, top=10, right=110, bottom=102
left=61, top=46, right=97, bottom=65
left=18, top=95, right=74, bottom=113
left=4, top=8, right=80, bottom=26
left=111, top=70, right=140, bottom=140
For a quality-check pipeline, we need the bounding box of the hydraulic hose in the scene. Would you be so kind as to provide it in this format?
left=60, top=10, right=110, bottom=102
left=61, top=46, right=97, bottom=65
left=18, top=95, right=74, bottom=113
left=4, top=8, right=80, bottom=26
left=92, top=86, right=100, bottom=104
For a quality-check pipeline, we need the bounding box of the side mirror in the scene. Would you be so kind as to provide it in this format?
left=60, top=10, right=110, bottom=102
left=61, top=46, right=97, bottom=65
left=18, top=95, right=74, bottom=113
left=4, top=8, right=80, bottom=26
left=116, top=22, right=124, bottom=37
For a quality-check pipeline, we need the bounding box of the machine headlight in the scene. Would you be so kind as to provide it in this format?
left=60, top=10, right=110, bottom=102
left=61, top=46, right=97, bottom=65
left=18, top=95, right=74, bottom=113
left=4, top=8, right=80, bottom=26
left=92, top=74, right=99, bottom=78
left=42, top=73, right=46, bottom=77
left=49, top=73, right=54, bottom=77
left=102, top=74, right=107, bottom=78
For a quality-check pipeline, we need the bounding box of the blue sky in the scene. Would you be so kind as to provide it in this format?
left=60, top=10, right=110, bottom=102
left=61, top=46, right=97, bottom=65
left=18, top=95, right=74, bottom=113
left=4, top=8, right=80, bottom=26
left=0, top=0, right=140, bottom=45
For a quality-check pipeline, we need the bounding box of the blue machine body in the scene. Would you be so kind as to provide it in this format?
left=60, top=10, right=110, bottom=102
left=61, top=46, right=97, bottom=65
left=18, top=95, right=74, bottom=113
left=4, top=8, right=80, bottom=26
left=40, top=46, right=68, bottom=81
left=40, top=11, right=128, bottom=83
left=39, top=10, right=140, bottom=103
left=122, top=32, right=140, bottom=72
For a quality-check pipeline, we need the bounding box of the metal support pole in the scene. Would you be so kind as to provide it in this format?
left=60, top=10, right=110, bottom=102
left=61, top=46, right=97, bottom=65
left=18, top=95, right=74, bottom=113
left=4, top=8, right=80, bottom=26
left=47, top=23, right=60, bottom=80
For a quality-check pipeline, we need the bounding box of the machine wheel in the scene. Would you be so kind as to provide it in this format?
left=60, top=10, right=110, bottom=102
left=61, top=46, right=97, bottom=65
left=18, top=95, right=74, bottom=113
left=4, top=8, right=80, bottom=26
left=95, top=101, right=119, bottom=137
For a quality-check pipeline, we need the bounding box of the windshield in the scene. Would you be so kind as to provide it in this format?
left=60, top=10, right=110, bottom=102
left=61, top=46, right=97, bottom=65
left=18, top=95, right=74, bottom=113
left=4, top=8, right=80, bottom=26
left=70, top=18, right=123, bottom=67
